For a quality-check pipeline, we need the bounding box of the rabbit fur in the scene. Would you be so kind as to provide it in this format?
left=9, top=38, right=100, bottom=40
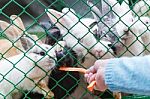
left=87, top=0, right=119, bottom=43
left=0, top=15, right=41, bottom=58
left=133, top=0, right=150, bottom=17
left=0, top=15, right=57, bottom=99
left=108, top=0, right=150, bottom=56
left=46, top=8, right=115, bottom=62
left=0, top=37, right=57, bottom=99
left=128, top=16, right=150, bottom=55
left=106, top=0, right=145, bottom=57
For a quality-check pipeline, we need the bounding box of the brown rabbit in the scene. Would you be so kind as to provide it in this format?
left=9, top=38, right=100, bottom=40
left=0, top=15, right=42, bottom=58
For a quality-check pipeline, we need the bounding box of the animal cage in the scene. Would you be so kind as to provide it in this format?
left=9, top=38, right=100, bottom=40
left=0, top=0, right=150, bottom=99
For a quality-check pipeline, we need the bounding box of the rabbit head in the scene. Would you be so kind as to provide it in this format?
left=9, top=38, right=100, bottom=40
left=109, top=0, right=133, bottom=34
left=46, top=8, right=114, bottom=58
left=87, top=0, right=118, bottom=43
left=105, top=0, right=135, bottom=47
left=0, top=20, right=23, bottom=44
left=21, top=37, right=56, bottom=72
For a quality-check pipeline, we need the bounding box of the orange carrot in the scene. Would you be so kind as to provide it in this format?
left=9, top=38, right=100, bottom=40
left=59, top=67, right=96, bottom=92
left=59, top=67, right=87, bottom=73
left=87, top=81, right=96, bottom=92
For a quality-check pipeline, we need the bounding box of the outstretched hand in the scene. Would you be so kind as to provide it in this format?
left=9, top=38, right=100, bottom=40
left=84, top=59, right=109, bottom=91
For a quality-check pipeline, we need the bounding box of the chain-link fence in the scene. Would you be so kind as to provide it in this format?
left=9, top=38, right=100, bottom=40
left=0, top=0, right=150, bottom=99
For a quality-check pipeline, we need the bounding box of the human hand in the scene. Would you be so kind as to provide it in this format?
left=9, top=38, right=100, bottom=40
left=84, top=59, right=109, bottom=91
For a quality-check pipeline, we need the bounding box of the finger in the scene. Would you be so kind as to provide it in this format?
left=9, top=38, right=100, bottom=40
left=86, top=66, right=97, bottom=74
left=87, top=73, right=94, bottom=83
left=84, top=74, right=88, bottom=78
left=89, top=74, right=96, bottom=83
left=86, top=60, right=105, bottom=74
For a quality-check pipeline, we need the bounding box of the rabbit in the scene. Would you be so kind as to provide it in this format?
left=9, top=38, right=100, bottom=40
left=48, top=41, right=81, bottom=99
left=0, top=15, right=41, bottom=59
left=0, top=37, right=57, bottom=99
left=132, top=0, right=150, bottom=17
left=109, top=0, right=150, bottom=56
left=87, top=0, right=119, bottom=44
left=106, top=0, right=144, bottom=57
left=0, top=15, right=57, bottom=99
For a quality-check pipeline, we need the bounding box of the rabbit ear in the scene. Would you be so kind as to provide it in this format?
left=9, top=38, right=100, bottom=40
left=62, top=8, right=79, bottom=23
left=46, top=9, right=74, bottom=32
left=87, top=1, right=102, bottom=22
left=10, top=15, right=42, bottom=43
left=0, top=20, right=21, bottom=41
left=20, top=37, right=35, bottom=50
left=10, top=15, right=26, bottom=34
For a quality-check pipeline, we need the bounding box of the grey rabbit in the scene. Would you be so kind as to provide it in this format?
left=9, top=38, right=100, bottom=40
left=87, top=0, right=119, bottom=44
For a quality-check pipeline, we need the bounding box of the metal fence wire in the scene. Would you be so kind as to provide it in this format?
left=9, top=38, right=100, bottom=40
left=0, top=0, right=150, bottom=99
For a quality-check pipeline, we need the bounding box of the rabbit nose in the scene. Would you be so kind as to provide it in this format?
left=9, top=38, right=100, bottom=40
left=96, top=50, right=102, bottom=54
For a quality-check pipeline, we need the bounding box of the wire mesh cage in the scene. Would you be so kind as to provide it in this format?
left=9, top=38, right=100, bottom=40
left=0, top=0, right=150, bottom=99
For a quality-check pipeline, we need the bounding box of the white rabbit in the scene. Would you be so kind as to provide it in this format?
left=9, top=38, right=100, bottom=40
left=107, top=0, right=144, bottom=57
left=0, top=37, right=56, bottom=99
left=107, top=0, right=150, bottom=56
left=133, top=0, right=150, bottom=17
left=46, top=8, right=114, bottom=62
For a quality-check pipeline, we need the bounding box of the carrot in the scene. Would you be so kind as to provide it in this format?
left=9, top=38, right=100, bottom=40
left=87, top=81, right=96, bottom=92
left=59, top=67, right=96, bottom=92
left=59, top=67, right=87, bottom=74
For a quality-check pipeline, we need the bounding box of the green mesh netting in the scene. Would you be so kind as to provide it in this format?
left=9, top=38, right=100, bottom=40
left=0, top=0, right=150, bottom=99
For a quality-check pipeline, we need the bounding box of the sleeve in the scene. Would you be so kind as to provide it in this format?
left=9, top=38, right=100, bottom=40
left=105, top=55, right=150, bottom=95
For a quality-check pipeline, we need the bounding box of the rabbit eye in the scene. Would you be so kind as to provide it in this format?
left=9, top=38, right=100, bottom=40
left=146, top=21, right=149, bottom=24
left=40, top=52, right=46, bottom=56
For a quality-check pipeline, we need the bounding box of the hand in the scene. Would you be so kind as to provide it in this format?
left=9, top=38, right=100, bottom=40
left=84, top=59, right=109, bottom=91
